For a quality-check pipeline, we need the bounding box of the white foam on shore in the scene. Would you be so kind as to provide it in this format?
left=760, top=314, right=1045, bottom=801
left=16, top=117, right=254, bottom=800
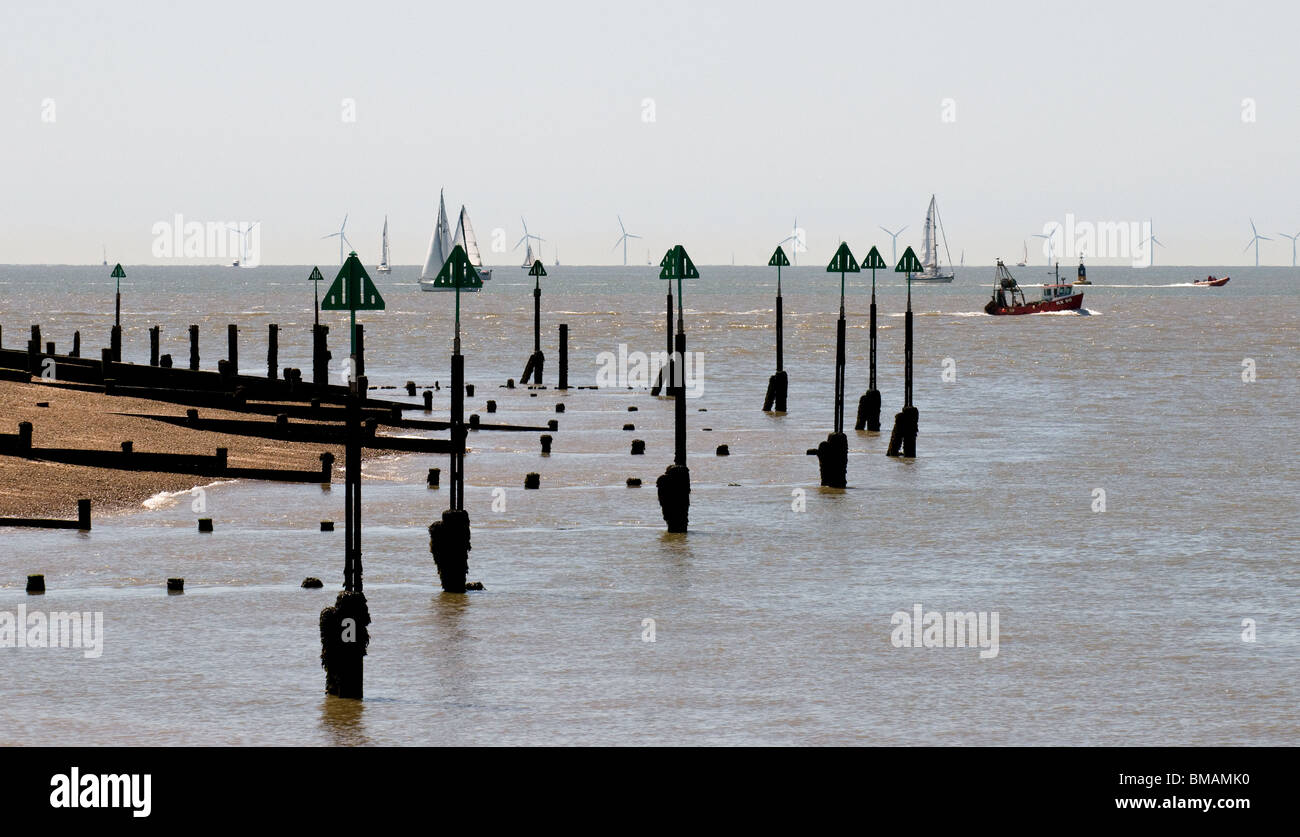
left=142, top=479, right=237, bottom=510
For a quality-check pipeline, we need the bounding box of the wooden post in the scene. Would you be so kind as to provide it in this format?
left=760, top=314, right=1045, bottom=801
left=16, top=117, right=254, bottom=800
left=189, top=325, right=199, bottom=371
left=558, top=323, right=568, bottom=390
left=72, top=330, right=80, bottom=358
left=226, top=324, right=238, bottom=373
left=149, top=326, right=160, bottom=366
left=313, top=324, right=330, bottom=386
left=354, top=323, right=364, bottom=381
left=267, top=324, right=278, bottom=379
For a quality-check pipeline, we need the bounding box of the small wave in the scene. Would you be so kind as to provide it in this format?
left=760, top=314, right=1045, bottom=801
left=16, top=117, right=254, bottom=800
left=142, top=479, right=238, bottom=509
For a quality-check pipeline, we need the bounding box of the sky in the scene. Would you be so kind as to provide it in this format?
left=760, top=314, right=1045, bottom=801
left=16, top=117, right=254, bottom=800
left=3, top=0, right=1299, bottom=267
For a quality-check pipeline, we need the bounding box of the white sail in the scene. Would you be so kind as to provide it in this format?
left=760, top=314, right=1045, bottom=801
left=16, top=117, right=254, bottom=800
left=380, top=216, right=390, bottom=267
left=451, top=206, right=485, bottom=267
left=420, top=190, right=453, bottom=280
left=521, top=240, right=534, bottom=267
left=923, top=195, right=937, bottom=270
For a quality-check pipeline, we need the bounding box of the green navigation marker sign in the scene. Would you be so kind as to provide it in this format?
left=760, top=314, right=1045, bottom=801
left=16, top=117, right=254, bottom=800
left=659, top=244, right=699, bottom=280
left=768, top=246, right=790, bottom=268
left=826, top=242, right=860, bottom=274
left=322, top=252, right=386, bottom=311
left=862, top=246, right=888, bottom=271
left=528, top=259, right=547, bottom=278
left=110, top=263, right=125, bottom=279
left=430, top=245, right=483, bottom=290
left=308, top=266, right=324, bottom=282
left=895, top=246, right=924, bottom=274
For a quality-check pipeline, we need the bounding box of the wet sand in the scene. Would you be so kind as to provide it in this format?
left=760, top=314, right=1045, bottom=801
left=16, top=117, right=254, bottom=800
left=0, top=378, right=359, bottom=518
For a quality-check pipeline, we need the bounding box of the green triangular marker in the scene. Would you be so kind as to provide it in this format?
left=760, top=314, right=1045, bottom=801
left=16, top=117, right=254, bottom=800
left=862, top=246, right=888, bottom=270
left=528, top=259, right=547, bottom=277
left=768, top=246, right=790, bottom=267
left=308, top=266, right=324, bottom=282
left=825, top=242, right=860, bottom=273
left=659, top=245, right=699, bottom=280
left=895, top=246, right=924, bottom=274
left=322, top=252, right=386, bottom=311
left=110, top=263, right=125, bottom=278
left=430, top=244, right=483, bottom=290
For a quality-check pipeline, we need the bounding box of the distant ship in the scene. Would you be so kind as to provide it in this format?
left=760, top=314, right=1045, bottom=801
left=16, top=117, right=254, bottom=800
left=985, top=260, right=1083, bottom=315
left=377, top=216, right=391, bottom=273
left=102, top=245, right=108, bottom=267
left=419, top=190, right=483, bottom=292
left=914, top=195, right=955, bottom=282
left=1016, top=241, right=1027, bottom=267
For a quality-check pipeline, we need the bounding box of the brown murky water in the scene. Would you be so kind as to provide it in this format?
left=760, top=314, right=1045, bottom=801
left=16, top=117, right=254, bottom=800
left=1, top=264, right=1295, bottom=744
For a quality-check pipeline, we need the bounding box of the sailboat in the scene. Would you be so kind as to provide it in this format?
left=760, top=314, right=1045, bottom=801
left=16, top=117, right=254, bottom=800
left=451, top=206, right=492, bottom=281
left=419, top=190, right=480, bottom=293
left=519, top=240, right=535, bottom=268
left=914, top=195, right=955, bottom=282
left=377, top=216, right=392, bottom=273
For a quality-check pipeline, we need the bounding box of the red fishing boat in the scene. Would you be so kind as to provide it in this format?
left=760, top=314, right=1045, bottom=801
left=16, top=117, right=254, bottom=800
left=1193, top=275, right=1230, bottom=287
left=984, top=260, right=1084, bottom=315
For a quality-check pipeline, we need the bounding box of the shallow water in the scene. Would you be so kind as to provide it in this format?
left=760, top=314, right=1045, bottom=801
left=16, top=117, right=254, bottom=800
left=1, top=263, right=1296, bottom=745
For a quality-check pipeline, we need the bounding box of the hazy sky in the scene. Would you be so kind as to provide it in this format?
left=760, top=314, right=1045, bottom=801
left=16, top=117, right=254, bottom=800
left=4, top=0, right=1298, bottom=266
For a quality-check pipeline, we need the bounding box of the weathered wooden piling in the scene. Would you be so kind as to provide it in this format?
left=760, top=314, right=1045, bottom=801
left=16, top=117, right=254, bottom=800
left=149, top=326, right=160, bottom=366
left=524, top=472, right=540, bottom=489
left=320, top=590, right=369, bottom=699
left=226, top=324, right=238, bottom=373
left=631, top=439, right=645, bottom=455
left=427, top=467, right=440, bottom=487
left=764, top=246, right=790, bottom=412
left=71, top=330, right=80, bottom=358
left=26, top=574, right=45, bottom=594
left=354, top=323, right=365, bottom=380
left=887, top=247, right=922, bottom=457
left=520, top=260, right=547, bottom=385
left=558, top=323, right=569, bottom=390
left=540, top=434, right=552, bottom=454
left=818, top=243, right=859, bottom=487
left=423, top=390, right=433, bottom=411
left=856, top=246, right=888, bottom=432
left=198, top=518, right=213, bottom=532
left=302, top=577, right=323, bottom=588
left=321, top=520, right=335, bottom=532
left=45, top=341, right=55, bottom=356
left=267, top=324, right=278, bottom=379
left=486, top=399, right=496, bottom=413
left=167, top=578, right=184, bottom=593
left=110, top=326, right=121, bottom=362
left=656, top=245, right=697, bottom=532
left=188, top=324, right=199, bottom=370
left=312, top=324, right=328, bottom=385
left=428, top=245, right=479, bottom=594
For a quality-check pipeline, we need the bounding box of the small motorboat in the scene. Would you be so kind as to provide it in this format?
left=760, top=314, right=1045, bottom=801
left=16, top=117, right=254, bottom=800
left=1194, top=275, right=1230, bottom=287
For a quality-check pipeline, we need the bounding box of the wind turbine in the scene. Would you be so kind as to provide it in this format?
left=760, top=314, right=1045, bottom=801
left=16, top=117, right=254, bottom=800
left=1244, top=219, right=1270, bottom=267
left=515, top=217, right=544, bottom=264
left=1141, top=219, right=1164, bottom=266
left=228, top=220, right=259, bottom=266
left=322, top=214, right=352, bottom=265
left=1032, top=223, right=1061, bottom=266
left=778, top=218, right=804, bottom=266
left=879, top=225, right=908, bottom=266
left=1277, top=231, right=1298, bottom=267
left=611, top=215, right=641, bottom=266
